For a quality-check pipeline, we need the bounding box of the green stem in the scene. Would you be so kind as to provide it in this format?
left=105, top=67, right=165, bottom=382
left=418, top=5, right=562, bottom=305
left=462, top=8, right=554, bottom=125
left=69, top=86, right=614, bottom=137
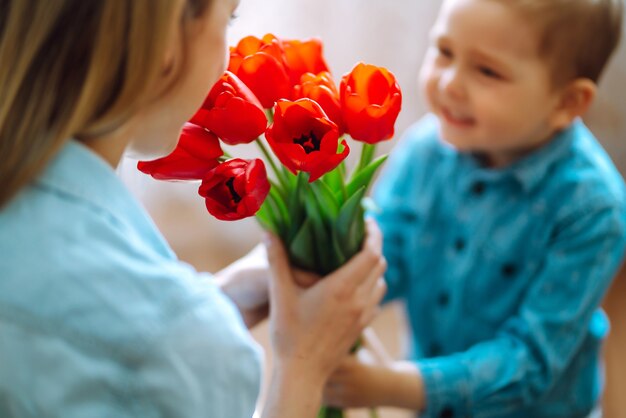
left=255, top=138, right=289, bottom=193
left=337, top=161, right=348, bottom=202
left=369, top=408, right=380, bottom=418
left=353, top=142, right=377, bottom=180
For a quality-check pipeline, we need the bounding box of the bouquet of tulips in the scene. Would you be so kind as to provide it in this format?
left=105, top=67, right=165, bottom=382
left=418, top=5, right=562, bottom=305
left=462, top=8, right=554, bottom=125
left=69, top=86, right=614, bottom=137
left=138, top=34, right=401, bottom=417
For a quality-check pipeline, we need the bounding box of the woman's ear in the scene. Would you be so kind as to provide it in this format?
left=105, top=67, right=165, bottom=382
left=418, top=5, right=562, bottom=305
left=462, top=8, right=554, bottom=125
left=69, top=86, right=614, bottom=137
left=550, top=78, right=597, bottom=131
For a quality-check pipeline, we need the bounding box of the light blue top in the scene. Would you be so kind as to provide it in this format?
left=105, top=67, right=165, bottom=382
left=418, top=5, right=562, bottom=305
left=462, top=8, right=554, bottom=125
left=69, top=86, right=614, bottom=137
left=372, top=115, right=626, bottom=418
left=0, top=140, right=262, bottom=417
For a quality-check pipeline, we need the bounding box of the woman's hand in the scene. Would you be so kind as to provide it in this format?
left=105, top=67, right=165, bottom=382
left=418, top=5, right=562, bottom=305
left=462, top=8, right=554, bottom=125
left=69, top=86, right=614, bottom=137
left=261, top=219, right=388, bottom=418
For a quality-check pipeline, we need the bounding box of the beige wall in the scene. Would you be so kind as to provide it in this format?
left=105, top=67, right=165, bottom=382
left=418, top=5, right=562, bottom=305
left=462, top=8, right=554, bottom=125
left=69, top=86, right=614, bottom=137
left=119, top=2, right=626, bottom=417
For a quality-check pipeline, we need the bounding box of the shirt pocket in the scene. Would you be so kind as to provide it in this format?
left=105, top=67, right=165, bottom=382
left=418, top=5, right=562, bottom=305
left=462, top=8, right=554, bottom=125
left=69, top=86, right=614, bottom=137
left=462, top=240, right=534, bottom=326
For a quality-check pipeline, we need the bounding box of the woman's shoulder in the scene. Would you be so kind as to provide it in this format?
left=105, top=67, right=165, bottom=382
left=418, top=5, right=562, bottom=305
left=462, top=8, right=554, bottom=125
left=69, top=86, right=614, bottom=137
left=0, top=158, right=253, bottom=364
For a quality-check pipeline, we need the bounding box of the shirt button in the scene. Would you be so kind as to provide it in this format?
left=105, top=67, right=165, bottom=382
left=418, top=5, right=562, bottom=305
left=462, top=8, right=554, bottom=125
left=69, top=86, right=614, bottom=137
left=438, top=291, right=450, bottom=307
left=440, top=406, right=455, bottom=418
left=454, top=238, right=466, bottom=251
left=471, top=181, right=486, bottom=196
left=390, top=234, right=404, bottom=246
left=430, top=342, right=443, bottom=356
left=501, top=263, right=518, bottom=278
left=400, top=211, right=418, bottom=222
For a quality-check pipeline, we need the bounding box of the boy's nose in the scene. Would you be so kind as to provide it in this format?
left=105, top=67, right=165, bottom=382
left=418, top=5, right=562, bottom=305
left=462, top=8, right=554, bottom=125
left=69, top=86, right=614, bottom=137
left=439, top=67, right=466, bottom=101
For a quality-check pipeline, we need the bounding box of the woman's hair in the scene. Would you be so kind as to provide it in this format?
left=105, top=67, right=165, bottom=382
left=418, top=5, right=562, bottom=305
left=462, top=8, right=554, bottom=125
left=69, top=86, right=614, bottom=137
left=0, top=0, right=212, bottom=208
left=491, top=0, right=623, bottom=87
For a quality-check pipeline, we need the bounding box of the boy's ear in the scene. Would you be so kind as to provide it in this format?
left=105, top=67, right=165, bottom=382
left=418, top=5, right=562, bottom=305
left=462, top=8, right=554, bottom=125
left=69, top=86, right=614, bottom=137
left=550, top=78, right=597, bottom=131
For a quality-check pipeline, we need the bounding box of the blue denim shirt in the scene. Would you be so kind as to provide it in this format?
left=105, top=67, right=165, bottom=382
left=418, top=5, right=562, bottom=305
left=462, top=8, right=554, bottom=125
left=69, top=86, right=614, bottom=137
left=372, top=115, right=626, bottom=418
left=0, top=140, right=262, bottom=417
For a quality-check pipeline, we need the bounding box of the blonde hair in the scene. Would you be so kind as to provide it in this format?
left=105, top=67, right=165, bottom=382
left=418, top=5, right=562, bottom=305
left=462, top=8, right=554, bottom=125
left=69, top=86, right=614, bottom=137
left=491, top=0, right=623, bottom=86
left=0, top=0, right=212, bottom=208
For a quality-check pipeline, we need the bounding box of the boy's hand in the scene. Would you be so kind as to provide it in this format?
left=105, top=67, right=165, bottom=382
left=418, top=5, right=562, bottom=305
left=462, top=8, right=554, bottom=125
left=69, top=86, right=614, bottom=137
left=323, top=328, right=426, bottom=411
left=323, top=328, right=394, bottom=408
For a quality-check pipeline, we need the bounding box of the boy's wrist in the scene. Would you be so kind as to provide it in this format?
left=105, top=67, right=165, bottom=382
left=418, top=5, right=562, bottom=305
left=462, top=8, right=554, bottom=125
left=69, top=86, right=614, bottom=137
left=380, top=361, right=426, bottom=410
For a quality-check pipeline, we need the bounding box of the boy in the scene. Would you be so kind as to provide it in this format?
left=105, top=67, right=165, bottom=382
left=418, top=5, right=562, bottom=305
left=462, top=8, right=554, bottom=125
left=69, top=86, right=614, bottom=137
left=323, top=0, right=625, bottom=417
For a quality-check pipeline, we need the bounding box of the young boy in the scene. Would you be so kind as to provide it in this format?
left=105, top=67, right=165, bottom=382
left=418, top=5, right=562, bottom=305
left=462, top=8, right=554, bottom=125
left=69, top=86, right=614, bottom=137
left=323, top=0, right=625, bottom=417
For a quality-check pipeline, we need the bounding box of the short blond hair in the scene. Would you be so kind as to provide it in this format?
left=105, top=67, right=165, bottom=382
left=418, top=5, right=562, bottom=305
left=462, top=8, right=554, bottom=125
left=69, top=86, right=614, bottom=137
left=491, top=0, right=623, bottom=86
left=0, top=0, right=212, bottom=208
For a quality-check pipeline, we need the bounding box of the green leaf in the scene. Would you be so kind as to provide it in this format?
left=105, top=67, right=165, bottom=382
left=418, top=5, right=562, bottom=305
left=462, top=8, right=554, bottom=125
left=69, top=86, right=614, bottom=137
left=317, top=406, right=344, bottom=418
left=288, top=218, right=317, bottom=272
left=286, top=172, right=308, bottom=243
left=310, top=180, right=339, bottom=219
left=321, top=164, right=345, bottom=196
left=335, top=186, right=367, bottom=260
left=268, top=186, right=290, bottom=228
left=346, top=155, right=387, bottom=198
left=255, top=198, right=279, bottom=235
left=330, top=231, right=348, bottom=266
left=303, top=188, right=335, bottom=274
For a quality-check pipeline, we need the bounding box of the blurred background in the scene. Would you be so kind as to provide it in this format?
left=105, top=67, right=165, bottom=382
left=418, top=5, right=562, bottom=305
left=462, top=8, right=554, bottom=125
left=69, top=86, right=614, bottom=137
left=118, top=1, right=626, bottom=417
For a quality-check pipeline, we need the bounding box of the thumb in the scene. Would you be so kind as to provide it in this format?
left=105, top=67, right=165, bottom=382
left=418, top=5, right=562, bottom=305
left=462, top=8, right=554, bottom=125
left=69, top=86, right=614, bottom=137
left=264, top=233, right=295, bottom=301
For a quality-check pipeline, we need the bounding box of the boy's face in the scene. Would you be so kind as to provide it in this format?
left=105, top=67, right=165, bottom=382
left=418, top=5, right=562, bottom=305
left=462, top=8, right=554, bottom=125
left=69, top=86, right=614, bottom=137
left=419, top=0, right=564, bottom=167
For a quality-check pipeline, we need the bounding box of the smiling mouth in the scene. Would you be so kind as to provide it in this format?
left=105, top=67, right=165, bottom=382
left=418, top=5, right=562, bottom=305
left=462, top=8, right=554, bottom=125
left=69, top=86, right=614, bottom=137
left=441, top=107, right=476, bottom=128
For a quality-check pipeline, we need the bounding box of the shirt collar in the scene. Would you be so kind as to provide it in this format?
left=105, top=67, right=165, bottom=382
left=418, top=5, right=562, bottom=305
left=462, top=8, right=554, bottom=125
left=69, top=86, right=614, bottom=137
left=455, top=119, right=580, bottom=193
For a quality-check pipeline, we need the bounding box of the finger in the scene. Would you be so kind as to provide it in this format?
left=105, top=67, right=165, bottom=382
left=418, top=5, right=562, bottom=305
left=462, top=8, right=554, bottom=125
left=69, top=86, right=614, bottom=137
left=329, top=243, right=383, bottom=291
left=373, top=277, right=387, bottom=305
left=363, top=218, right=383, bottom=255
left=264, top=233, right=295, bottom=301
left=321, top=219, right=384, bottom=291
left=355, top=280, right=386, bottom=328
left=359, top=305, right=381, bottom=330
left=355, top=258, right=387, bottom=298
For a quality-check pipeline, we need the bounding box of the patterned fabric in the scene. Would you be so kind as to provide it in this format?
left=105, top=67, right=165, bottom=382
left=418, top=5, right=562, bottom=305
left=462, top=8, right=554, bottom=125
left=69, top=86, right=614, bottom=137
left=373, top=115, right=626, bottom=418
left=0, top=140, right=262, bottom=417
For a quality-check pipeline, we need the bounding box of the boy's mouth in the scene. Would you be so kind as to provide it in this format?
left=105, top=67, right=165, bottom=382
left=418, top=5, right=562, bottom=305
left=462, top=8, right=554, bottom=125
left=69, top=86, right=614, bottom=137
left=441, top=107, right=476, bottom=128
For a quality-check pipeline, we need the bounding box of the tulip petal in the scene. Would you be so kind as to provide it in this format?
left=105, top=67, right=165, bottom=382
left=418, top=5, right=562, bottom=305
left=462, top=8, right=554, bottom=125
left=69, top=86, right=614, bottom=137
left=137, top=123, right=223, bottom=181
left=199, top=159, right=269, bottom=220
left=237, top=53, right=291, bottom=108
left=340, top=63, right=402, bottom=144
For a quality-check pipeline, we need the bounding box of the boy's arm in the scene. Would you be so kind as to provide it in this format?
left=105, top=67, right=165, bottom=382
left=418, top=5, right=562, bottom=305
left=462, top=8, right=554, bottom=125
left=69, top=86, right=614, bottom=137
left=324, top=356, right=426, bottom=410
left=326, top=204, right=626, bottom=416
left=324, top=328, right=426, bottom=410
left=420, top=206, right=626, bottom=417
left=370, top=115, right=440, bottom=303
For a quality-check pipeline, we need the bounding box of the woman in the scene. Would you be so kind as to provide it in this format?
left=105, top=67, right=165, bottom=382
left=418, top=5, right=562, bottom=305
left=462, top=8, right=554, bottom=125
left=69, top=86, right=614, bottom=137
left=0, top=0, right=387, bottom=416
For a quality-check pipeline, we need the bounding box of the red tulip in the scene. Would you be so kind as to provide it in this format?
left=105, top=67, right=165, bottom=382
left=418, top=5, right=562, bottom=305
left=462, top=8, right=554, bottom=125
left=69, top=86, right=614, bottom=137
left=265, top=98, right=349, bottom=182
left=282, top=38, right=330, bottom=86
left=294, top=71, right=344, bottom=135
left=340, top=63, right=402, bottom=144
left=228, top=34, right=291, bottom=109
left=137, top=123, right=223, bottom=181
left=190, top=71, right=266, bottom=145
left=198, top=159, right=270, bottom=221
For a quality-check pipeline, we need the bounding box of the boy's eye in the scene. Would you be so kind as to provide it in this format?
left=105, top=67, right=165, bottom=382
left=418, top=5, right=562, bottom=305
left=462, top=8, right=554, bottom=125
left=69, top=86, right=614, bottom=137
left=478, top=66, right=501, bottom=79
